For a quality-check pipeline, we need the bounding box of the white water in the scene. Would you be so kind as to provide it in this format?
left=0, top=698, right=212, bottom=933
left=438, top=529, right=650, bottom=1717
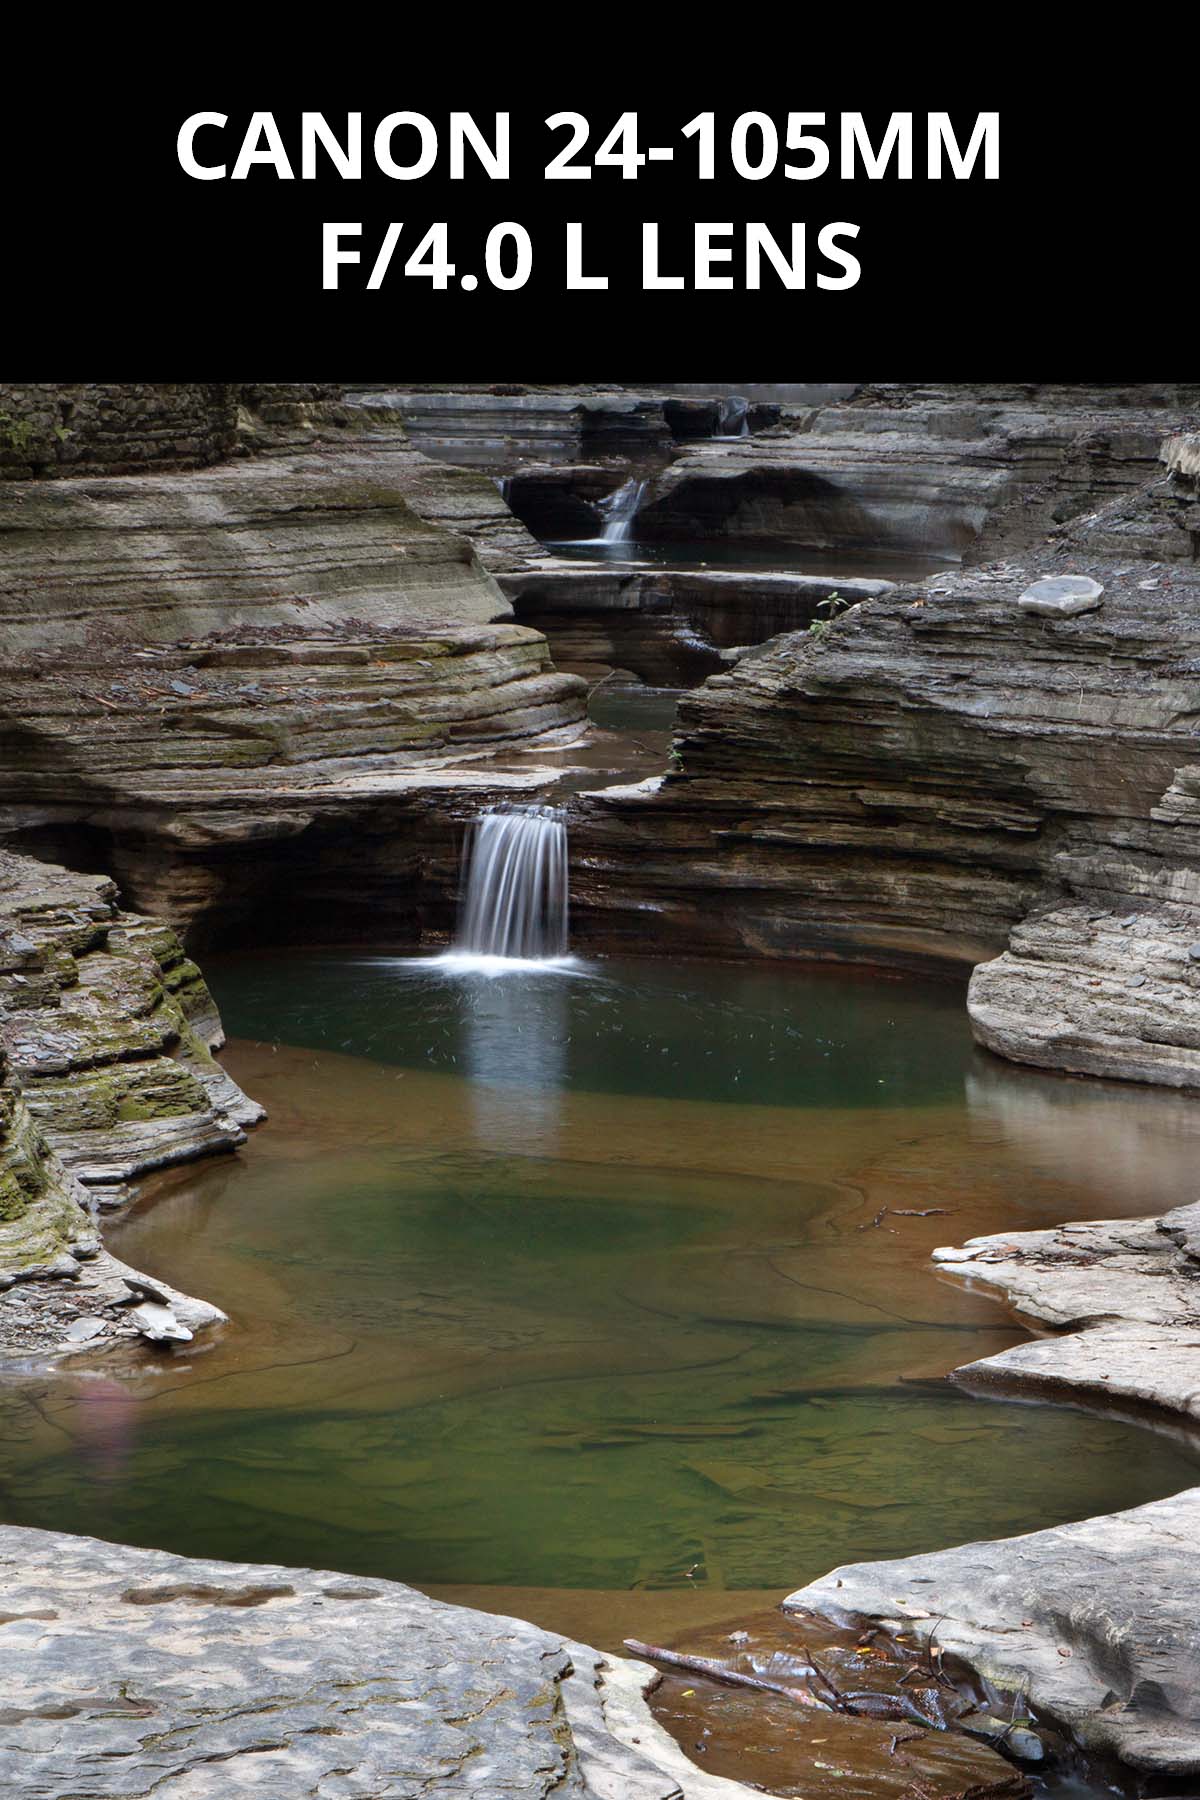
left=450, top=807, right=570, bottom=968
left=716, top=395, right=750, bottom=437
left=599, top=477, right=647, bottom=543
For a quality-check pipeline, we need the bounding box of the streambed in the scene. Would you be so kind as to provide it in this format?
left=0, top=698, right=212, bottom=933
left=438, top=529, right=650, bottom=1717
left=1, top=954, right=1198, bottom=1675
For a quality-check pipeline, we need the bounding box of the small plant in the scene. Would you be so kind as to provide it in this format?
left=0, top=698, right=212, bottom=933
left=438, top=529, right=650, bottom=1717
left=0, top=410, right=37, bottom=455
left=808, top=590, right=854, bottom=640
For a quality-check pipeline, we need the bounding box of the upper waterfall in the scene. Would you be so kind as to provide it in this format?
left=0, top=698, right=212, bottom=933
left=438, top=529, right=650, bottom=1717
left=452, top=806, right=570, bottom=965
left=598, top=478, right=646, bottom=543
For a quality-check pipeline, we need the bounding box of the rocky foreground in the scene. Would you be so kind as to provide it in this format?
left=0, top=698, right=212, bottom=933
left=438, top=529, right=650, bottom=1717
left=0, top=1526, right=754, bottom=1800
left=786, top=1197, right=1200, bottom=1782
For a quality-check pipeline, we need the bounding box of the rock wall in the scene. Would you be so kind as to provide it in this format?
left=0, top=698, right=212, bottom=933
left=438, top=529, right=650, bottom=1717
left=635, top=384, right=1200, bottom=559
left=784, top=1197, right=1200, bottom=1781
left=0, top=384, right=238, bottom=480
left=0, top=852, right=260, bottom=1204
left=0, top=431, right=584, bottom=943
left=571, top=410, right=1200, bottom=1099
left=0, top=849, right=253, bottom=1355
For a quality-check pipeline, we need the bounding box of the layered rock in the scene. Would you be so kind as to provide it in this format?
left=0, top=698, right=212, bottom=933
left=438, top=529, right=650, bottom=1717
left=574, top=432, right=1200, bottom=1052
left=0, top=851, right=245, bottom=1354
left=635, top=384, right=1200, bottom=558
left=340, top=382, right=821, bottom=469
left=0, top=1525, right=753, bottom=1800
left=0, top=852, right=260, bottom=1206
left=786, top=1487, right=1200, bottom=1782
left=501, top=565, right=892, bottom=686
left=0, top=383, right=238, bottom=480
left=0, top=438, right=586, bottom=941
left=781, top=1197, right=1200, bottom=1781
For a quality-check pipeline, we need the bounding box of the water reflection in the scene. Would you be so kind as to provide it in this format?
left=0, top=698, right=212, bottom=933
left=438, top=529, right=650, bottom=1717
left=459, top=969, right=570, bottom=1155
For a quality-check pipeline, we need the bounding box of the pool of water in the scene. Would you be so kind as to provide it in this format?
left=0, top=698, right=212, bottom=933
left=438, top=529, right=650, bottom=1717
left=3, top=954, right=1200, bottom=1658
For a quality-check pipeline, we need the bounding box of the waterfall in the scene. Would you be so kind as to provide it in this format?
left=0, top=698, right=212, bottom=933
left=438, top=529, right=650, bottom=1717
left=716, top=395, right=750, bottom=437
left=454, top=806, right=569, bottom=964
left=493, top=474, right=512, bottom=502
left=598, top=477, right=646, bottom=543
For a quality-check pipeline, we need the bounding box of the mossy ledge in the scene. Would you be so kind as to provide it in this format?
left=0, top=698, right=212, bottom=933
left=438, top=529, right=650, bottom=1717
left=0, top=847, right=259, bottom=1359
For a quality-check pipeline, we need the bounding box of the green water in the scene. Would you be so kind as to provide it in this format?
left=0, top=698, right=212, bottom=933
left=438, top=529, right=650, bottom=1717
left=3, top=953, right=1200, bottom=1628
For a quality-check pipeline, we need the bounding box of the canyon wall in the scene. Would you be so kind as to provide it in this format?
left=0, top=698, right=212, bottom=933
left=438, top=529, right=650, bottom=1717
left=0, top=383, right=238, bottom=480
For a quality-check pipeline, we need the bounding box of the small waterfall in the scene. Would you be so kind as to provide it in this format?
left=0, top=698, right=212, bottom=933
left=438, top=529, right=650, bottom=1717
left=493, top=474, right=512, bottom=502
left=716, top=395, right=750, bottom=437
left=598, top=477, right=646, bottom=543
left=454, top=806, right=569, bottom=963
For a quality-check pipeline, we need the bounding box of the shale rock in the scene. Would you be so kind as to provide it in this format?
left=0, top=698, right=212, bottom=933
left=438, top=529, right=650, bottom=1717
left=782, top=1190, right=1200, bottom=1779
left=0, top=434, right=586, bottom=941
left=1017, top=574, right=1104, bottom=616
left=0, top=851, right=261, bottom=1199
left=786, top=1486, right=1200, bottom=1779
left=575, top=421, right=1200, bottom=1095
left=0, top=1526, right=753, bottom=1799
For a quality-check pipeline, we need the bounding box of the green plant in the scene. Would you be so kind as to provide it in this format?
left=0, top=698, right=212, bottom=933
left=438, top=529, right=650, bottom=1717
left=809, top=590, right=854, bottom=639
left=0, top=410, right=37, bottom=455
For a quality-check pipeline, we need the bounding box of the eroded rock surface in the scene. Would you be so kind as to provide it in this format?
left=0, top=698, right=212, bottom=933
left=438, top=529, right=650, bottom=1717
left=574, top=416, right=1200, bottom=1092
left=786, top=1486, right=1200, bottom=1780
left=0, top=1526, right=753, bottom=1799
left=933, top=1199, right=1200, bottom=1422
left=0, top=421, right=587, bottom=941
left=778, top=1202, right=1200, bottom=1778
left=0, top=850, right=253, bottom=1357
left=0, top=852, right=259, bottom=1204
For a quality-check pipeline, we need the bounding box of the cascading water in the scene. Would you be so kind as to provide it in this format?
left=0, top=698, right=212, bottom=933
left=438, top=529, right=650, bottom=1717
left=453, top=806, right=569, bottom=963
left=716, top=395, right=750, bottom=437
left=598, top=477, right=646, bottom=543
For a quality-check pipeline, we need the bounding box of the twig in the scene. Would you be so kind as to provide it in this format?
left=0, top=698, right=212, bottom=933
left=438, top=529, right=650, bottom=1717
left=622, top=1640, right=823, bottom=1706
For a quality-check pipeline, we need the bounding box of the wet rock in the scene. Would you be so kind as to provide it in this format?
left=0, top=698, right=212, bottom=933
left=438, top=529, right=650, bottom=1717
left=787, top=1486, right=1200, bottom=1779
left=62, top=1315, right=107, bottom=1344
left=1017, top=574, right=1104, bottom=616
left=968, top=905, right=1200, bottom=1089
left=574, top=422, right=1200, bottom=1088
left=0, top=1526, right=746, bottom=1799
left=129, top=1301, right=192, bottom=1344
left=0, top=851, right=263, bottom=1198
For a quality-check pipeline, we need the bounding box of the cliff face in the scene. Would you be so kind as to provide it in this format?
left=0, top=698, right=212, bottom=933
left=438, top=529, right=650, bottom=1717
left=635, top=383, right=1199, bottom=559
left=0, top=850, right=248, bottom=1354
left=575, top=434, right=1200, bottom=1089
left=0, top=423, right=585, bottom=942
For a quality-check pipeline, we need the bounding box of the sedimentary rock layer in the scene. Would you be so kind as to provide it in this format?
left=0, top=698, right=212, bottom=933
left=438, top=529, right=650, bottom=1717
left=783, top=1198, right=1200, bottom=1779
left=0, top=851, right=247, bottom=1353
left=0, top=852, right=260, bottom=1206
left=576, top=451, right=1200, bottom=998
left=502, top=565, right=892, bottom=685
left=786, top=1486, right=1200, bottom=1780
left=0, top=1526, right=753, bottom=1800
left=0, top=439, right=585, bottom=939
left=635, top=384, right=1200, bottom=558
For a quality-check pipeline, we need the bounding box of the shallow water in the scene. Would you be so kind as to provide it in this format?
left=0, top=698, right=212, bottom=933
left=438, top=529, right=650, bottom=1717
left=3, top=954, right=1200, bottom=1661
left=546, top=539, right=957, bottom=577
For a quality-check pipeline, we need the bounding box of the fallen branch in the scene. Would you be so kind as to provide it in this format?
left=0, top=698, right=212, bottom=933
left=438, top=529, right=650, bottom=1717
left=622, top=1640, right=823, bottom=1706
left=622, top=1640, right=950, bottom=1728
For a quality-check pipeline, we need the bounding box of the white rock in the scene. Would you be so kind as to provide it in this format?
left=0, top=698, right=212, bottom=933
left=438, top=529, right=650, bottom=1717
left=63, top=1316, right=107, bottom=1344
left=130, top=1302, right=193, bottom=1344
left=1017, top=575, right=1104, bottom=617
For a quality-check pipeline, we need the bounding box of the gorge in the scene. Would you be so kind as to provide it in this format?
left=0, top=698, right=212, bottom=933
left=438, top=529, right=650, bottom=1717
left=2, top=381, right=1200, bottom=1799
